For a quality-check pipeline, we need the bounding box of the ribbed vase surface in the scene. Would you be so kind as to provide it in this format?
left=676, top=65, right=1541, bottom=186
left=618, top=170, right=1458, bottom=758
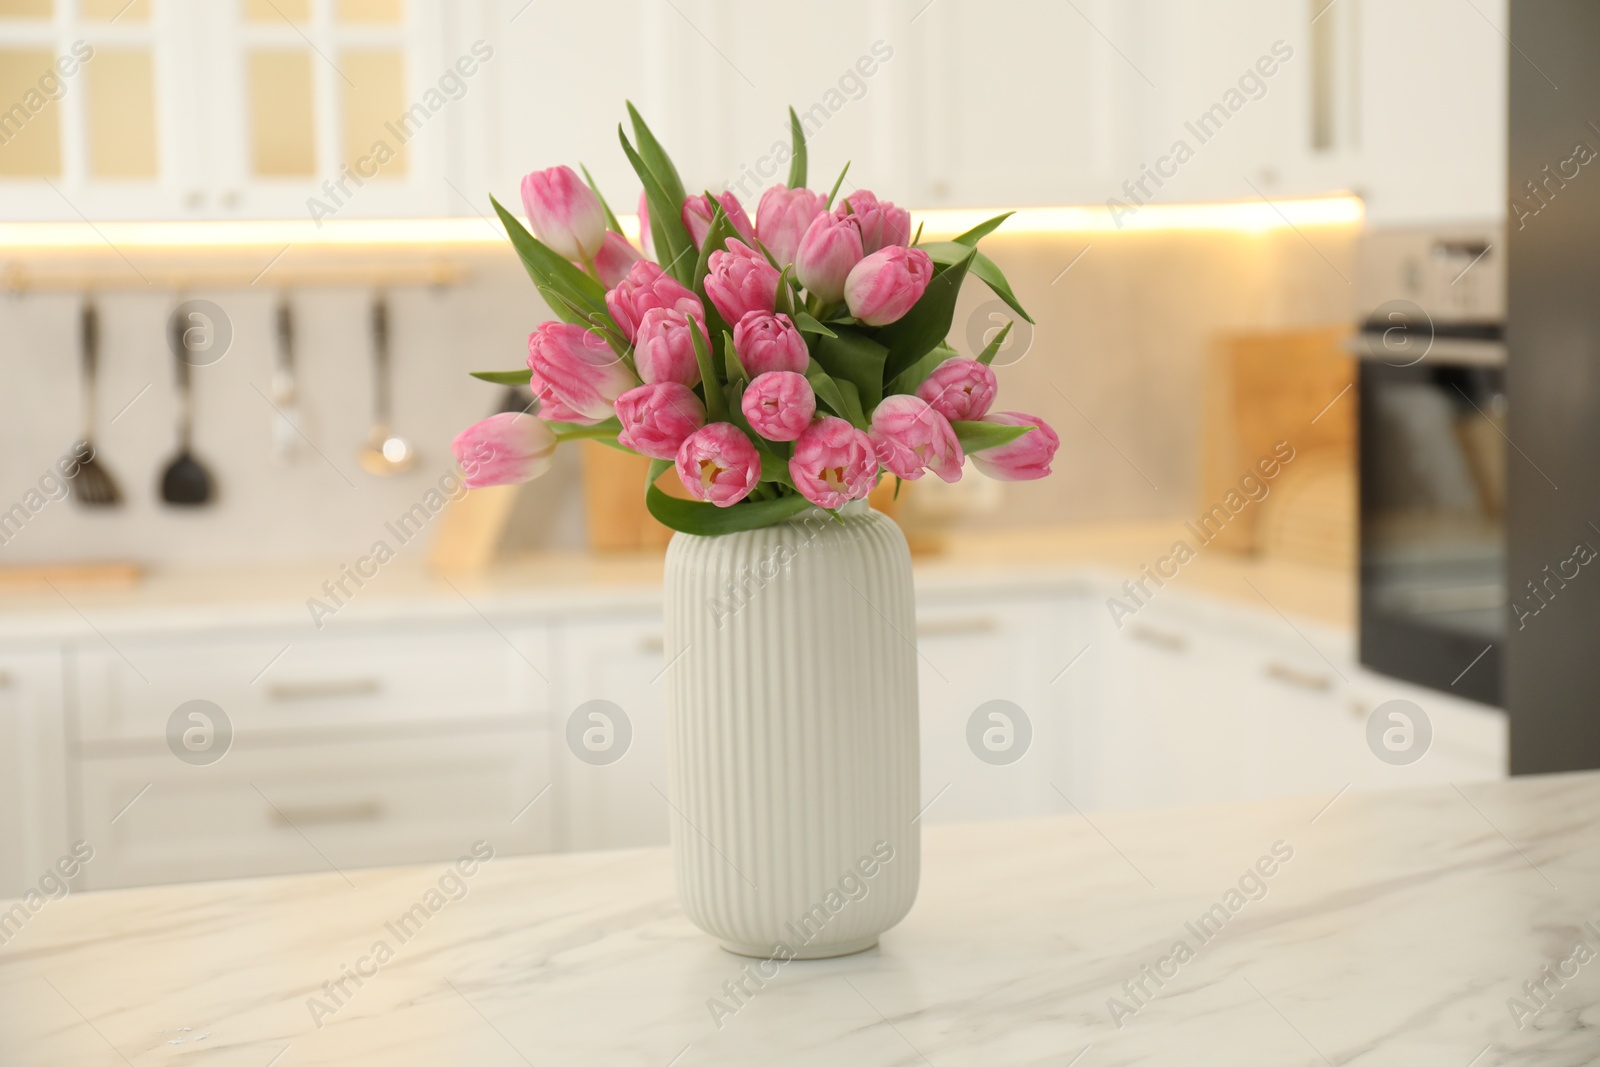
left=662, top=504, right=921, bottom=958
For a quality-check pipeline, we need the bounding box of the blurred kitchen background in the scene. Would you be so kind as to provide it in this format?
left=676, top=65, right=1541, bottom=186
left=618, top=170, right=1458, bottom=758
left=5, top=0, right=1591, bottom=894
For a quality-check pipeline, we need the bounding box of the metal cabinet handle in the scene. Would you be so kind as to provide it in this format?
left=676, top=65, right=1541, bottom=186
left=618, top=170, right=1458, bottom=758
left=1264, top=662, right=1334, bottom=693
left=269, top=801, right=382, bottom=827
left=1129, top=625, right=1188, bottom=653
left=264, top=678, right=382, bottom=702
left=915, top=617, right=999, bottom=638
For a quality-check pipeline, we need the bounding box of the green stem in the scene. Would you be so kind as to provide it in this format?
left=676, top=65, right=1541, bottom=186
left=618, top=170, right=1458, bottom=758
left=553, top=425, right=621, bottom=443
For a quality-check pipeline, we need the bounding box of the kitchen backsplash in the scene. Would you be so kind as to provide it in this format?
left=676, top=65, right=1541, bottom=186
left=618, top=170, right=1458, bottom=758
left=0, top=226, right=1357, bottom=566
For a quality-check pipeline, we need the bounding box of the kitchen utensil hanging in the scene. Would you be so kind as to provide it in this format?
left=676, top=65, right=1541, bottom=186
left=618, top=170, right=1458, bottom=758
left=271, top=295, right=301, bottom=462
left=358, top=294, right=416, bottom=475
left=159, top=299, right=217, bottom=506
left=67, top=298, right=123, bottom=508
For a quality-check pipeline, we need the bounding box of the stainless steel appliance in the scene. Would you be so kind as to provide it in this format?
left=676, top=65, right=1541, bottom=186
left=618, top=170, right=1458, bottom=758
left=1352, top=227, right=1506, bottom=706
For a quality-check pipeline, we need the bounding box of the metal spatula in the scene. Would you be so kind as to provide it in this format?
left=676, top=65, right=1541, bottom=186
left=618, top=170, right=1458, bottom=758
left=159, top=305, right=216, bottom=506
left=67, top=299, right=123, bottom=508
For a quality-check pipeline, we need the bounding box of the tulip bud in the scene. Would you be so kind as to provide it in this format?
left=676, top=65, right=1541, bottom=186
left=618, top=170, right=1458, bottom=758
left=915, top=357, right=997, bottom=421
left=705, top=239, right=780, bottom=325
left=789, top=416, right=877, bottom=509
left=633, top=307, right=703, bottom=387
left=681, top=191, right=755, bottom=248
left=526, top=321, right=637, bottom=422
left=605, top=260, right=704, bottom=343
left=741, top=371, right=815, bottom=442
left=615, top=382, right=707, bottom=460
left=869, top=394, right=964, bottom=482
left=675, top=423, right=761, bottom=507
left=755, top=184, right=826, bottom=266
left=794, top=212, right=864, bottom=304
left=594, top=230, right=642, bottom=288
left=840, top=190, right=912, bottom=254
left=969, top=412, right=1059, bottom=481
left=452, top=412, right=557, bottom=488
left=732, top=310, right=809, bottom=376
left=520, top=165, right=607, bottom=261
left=844, top=246, right=934, bottom=326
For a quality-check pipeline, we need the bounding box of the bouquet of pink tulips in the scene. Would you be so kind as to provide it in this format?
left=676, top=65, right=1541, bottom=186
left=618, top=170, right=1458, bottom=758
left=451, top=104, right=1059, bottom=534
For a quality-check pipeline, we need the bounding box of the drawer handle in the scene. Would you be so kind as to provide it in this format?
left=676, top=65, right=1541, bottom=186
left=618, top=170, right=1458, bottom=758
left=1264, top=662, right=1334, bottom=692
left=269, top=801, right=382, bottom=827
left=1129, top=625, right=1188, bottom=653
left=916, top=617, right=999, bottom=638
left=264, top=678, right=382, bottom=702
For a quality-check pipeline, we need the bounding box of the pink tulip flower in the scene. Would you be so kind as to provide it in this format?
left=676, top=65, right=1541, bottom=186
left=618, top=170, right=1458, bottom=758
left=593, top=230, right=642, bottom=288
left=682, top=191, right=756, bottom=248
left=526, top=321, right=637, bottom=422
left=740, top=371, right=815, bottom=442
left=452, top=412, right=557, bottom=488
left=615, top=382, right=707, bottom=460
left=605, top=260, right=705, bottom=343
left=839, top=190, right=912, bottom=254
left=633, top=307, right=703, bottom=387
left=794, top=212, right=864, bottom=304
left=790, top=416, right=877, bottom=509
left=521, top=165, right=607, bottom=262
left=637, top=190, right=653, bottom=259
left=756, top=185, right=826, bottom=267
left=969, top=412, right=1059, bottom=481
left=705, top=239, right=780, bottom=325
left=915, top=357, right=997, bottom=421
left=844, top=246, right=934, bottom=326
left=675, top=422, right=761, bottom=507
left=868, top=394, right=964, bottom=483
left=732, top=310, right=809, bottom=376
left=530, top=370, right=595, bottom=425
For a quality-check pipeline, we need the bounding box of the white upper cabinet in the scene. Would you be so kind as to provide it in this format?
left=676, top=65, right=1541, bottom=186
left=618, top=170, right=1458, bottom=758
left=0, top=0, right=1506, bottom=224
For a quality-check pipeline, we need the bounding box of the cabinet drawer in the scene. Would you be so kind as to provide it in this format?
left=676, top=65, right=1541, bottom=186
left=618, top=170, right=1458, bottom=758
left=76, top=624, right=553, bottom=744
left=77, top=730, right=552, bottom=889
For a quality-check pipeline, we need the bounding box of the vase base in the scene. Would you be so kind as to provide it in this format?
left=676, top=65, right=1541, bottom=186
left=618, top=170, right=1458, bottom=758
left=718, top=935, right=880, bottom=961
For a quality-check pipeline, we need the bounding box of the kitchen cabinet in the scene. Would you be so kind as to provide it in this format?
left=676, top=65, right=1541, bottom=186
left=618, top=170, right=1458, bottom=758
left=0, top=648, right=70, bottom=899
left=0, top=570, right=1507, bottom=891
left=549, top=613, right=672, bottom=852
left=0, top=0, right=463, bottom=222
left=914, top=592, right=1075, bottom=824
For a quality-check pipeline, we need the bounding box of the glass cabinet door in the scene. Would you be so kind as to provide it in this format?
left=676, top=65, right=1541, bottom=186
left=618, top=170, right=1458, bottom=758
left=207, top=0, right=450, bottom=219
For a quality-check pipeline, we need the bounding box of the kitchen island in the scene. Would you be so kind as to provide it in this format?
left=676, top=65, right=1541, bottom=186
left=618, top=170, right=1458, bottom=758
left=1, top=772, right=1594, bottom=1065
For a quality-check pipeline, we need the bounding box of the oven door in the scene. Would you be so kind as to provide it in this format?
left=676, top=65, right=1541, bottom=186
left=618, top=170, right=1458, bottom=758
left=1358, top=350, right=1506, bottom=705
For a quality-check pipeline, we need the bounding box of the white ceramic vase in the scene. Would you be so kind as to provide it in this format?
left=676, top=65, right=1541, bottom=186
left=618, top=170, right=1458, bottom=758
left=662, top=503, right=921, bottom=959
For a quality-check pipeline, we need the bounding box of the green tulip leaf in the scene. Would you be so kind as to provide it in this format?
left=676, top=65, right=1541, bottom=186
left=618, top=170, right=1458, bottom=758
left=812, top=326, right=888, bottom=410
left=805, top=360, right=867, bottom=429
left=646, top=457, right=672, bottom=489
left=625, top=101, right=687, bottom=207
left=470, top=369, right=533, bottom=386
left=490, top=196, right=612, bottom=325
left=953, top=211, right=1014, bottom=246
left=618, top=126, right=696, bottom=286
left=791, top=310, right=837, bottom=338
left=646, top=483, right=812, bottom=534
left=952, top=419, right=1034, bottom=453
left=883, top=341, right=959, bottom=396
left=971, top=250, right=1033, bottom=324
left=688, top=316, right=728, bottom=423
left=787, top=105, right=807, bottom=189
left=825, top=161, right=850, bottom=209
left=976, top=320, right=1013, bottom=366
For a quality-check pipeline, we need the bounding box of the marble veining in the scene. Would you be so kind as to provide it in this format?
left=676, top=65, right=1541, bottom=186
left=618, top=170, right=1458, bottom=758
left=0, top=773, right=1596, bottom=1065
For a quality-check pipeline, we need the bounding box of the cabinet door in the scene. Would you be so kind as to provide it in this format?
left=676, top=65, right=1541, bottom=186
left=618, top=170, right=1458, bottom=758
left=0, top=648, right=69, bottom=898
left=78, top=728, right=551, bottom=889
left=915, top=593, right=1067, bottom=824
left=0, top=0, right=191, bottom=221
left=899, top=0, right=1118, bottom=207
left=551, top=614, right=671, bottom=851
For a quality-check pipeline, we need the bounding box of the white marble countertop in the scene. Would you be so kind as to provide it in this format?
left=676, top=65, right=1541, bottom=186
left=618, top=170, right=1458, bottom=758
left=1, top=772, right=1593, bottom=1065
